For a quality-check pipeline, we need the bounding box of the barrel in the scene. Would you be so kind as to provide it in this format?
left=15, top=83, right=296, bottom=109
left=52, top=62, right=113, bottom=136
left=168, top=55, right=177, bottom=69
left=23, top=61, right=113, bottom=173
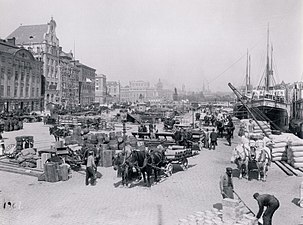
left=102, top=150, right=113, bottom=167
left=41, top=153, right=51, bottom=165
left=108, top=140, right=118, bottom=150
left=55, top=141, right=64, bottom=149
left=88, top=134, right=98, bottom=144
left=59, top=164, right=69, bottom=181
left=109, top=132, right=116, bottom=140
left=104, top=134, right=110, bottom=143
left=95, top=133, right=104, bottom=143
left=44, top=162, right=59, bottom=182
left=73, top=126, right=82, bottom=136
left=64, top=136, right=72, bottom=145
left=100, top=144, right=109, bottom=151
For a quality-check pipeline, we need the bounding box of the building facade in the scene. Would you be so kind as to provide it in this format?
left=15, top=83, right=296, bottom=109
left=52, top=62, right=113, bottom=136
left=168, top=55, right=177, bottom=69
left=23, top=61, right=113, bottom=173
left=106, top=81, right=120, bottom=103
left=0, top=39, right=43, bottom=112
left=95, top=74, right=107, bottom=104
left=76, top=62, right=96, bottom=106
left=120, top=85, right=130, bottom=102
left=7, top=18, right=60, bottom=109
left=59, top=49, right=80, bottom=108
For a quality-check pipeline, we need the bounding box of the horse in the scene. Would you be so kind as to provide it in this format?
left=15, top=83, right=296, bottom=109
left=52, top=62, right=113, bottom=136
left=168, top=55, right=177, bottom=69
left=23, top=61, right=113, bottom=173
left=112, top=152, right=135, bottom=187
left=127, top=149, right=165, bottom=187
left=248, top=146, right=271, bottom=181
left=49, top=126, right=60, bottom=142
left=231, top=144, right=250, bottom=179
left=216, top=120, right=224, bottom=138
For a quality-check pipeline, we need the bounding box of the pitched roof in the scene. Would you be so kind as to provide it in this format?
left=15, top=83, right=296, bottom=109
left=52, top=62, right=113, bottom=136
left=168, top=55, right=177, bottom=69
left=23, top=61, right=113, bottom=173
left=7, top=24, right=48, bottom=45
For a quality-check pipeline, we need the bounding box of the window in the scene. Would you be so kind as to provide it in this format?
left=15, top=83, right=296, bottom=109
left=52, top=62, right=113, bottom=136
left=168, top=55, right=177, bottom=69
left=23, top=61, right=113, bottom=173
left=1, top=56, right=5, bottom=63
left=32, top=87, right=35, bottom=96
left=14, top=86, right=18, bottom=97
left=21, top=71, right=24, bottom=80
left=7, top=68, right=11, bottom=80
left=7, top=86, right=10, bottom=96
left=15, top=71, right=18, bottom=80
left=25, top=87, right=29, bottom=97
left=20, top=87, right=23, bottom=97
left=0, top=85, right=3, bottom=96
left=36, top=88, right=39, bottom=96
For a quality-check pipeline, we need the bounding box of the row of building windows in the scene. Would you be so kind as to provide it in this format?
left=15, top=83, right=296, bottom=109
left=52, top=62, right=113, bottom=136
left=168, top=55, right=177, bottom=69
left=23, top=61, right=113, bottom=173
left=0, top=85, right=40, bottom=97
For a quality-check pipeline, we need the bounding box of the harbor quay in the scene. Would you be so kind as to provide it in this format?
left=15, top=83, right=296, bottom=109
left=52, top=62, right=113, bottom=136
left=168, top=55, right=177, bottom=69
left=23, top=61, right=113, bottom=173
left=0, top=118, right=302, bottom=225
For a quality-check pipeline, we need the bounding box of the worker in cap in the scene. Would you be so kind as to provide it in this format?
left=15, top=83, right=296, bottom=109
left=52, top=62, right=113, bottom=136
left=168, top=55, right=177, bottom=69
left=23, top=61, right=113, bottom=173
left=86, top=150, right=97, bottom=186
left=219, top=167, right=234, bottom=199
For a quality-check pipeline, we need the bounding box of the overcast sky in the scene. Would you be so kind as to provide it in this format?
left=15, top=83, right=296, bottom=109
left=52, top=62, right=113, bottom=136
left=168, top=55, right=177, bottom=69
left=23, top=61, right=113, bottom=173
left=0, top=0, right=302, bottom=92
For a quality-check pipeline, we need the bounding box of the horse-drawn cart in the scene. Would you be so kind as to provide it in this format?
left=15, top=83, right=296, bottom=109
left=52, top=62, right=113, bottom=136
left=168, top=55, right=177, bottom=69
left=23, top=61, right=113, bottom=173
left=163, top=147, right=196, bottom=175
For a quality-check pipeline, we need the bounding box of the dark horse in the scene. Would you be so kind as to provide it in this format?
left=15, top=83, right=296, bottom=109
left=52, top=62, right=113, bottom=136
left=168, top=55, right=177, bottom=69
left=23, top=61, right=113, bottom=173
left=127, top=150, right=165, bottom=187
left=49, top=126, right=60, bottom=142
left=112, top=152, right=138, bottom=187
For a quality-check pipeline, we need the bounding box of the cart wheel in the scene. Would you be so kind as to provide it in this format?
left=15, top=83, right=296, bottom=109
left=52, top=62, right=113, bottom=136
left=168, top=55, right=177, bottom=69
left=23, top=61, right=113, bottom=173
left=165, top=163, right=173, bottom=177
left=180, top=158, right=188, bottom=171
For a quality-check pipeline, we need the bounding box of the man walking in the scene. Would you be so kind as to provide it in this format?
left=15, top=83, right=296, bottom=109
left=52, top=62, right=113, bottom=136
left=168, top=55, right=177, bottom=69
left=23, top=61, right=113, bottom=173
left=253, top=193, right=280, bottom=225
left=209, top=128, right=218, bottom=150
left=86, top=151, right=97, bottom=186
left=219, top=167, right=234, bottom=199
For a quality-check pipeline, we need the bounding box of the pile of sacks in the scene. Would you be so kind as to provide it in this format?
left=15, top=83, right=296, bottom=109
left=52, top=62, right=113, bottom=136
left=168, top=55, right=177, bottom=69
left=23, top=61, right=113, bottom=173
left=16, top=148, right=39, bottom=168
left=287, top=136, right=303, bottom=168
left=239, top=119, right=271, bottom=140
left=178, top=200, right=258, bottom=225
left=269, top=133, right=303, bottom=168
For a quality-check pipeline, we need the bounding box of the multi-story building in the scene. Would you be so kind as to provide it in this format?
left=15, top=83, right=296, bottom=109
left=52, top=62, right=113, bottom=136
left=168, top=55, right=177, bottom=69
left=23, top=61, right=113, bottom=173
left=0, top=38, right=43, bottom=112
left=76, top=62, right=96, bottom=106
left=7, top=18, right=60, bottom=109
left=59, top=49, right=80, bottom=108
left=95, top=74, right=107, bottom=104
left=120, top=85, right=130, bottom=103
left=129, top=80, right=150, bottom=102
left=106, top=81, right=120, bottom=103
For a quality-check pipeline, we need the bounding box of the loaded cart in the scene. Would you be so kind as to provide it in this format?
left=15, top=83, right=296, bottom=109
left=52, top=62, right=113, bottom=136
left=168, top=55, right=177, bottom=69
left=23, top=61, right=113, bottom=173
left=162, top=145, right=197, bottom=176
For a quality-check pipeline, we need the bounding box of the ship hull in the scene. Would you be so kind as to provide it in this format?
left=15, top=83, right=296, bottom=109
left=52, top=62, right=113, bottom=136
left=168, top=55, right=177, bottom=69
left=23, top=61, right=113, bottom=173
left=233, top=102, right=289, bottom=131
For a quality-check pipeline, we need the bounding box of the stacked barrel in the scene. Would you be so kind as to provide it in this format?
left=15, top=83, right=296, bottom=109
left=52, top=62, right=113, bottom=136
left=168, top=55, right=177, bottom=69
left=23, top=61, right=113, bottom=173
left=3, top=119, right=23, bottom=132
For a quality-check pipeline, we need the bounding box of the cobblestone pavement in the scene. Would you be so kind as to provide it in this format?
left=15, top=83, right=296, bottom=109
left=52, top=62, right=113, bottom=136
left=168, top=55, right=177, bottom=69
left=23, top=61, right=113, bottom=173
left=0, top=120, right=302, bottom=225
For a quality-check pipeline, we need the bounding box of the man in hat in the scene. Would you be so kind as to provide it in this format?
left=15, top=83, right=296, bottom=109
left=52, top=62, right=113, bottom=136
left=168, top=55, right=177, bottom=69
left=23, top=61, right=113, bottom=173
left=253, top=193, right=280, bottom=225
left=219, top=167, right=234, bottom=199
left=86, top=151, right=97, bottom=186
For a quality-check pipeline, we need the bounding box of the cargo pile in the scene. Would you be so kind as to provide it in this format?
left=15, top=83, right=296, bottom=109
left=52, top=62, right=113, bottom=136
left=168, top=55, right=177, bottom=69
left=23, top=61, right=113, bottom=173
left=65, top=127, right=138, bottom=168
left=178, top=199, right=257, bottom=225
left=2, top=119, right=23, bottom=132
left=239, top=119, right=271, bottom=140
left=267, top=133, right=303, bottom=168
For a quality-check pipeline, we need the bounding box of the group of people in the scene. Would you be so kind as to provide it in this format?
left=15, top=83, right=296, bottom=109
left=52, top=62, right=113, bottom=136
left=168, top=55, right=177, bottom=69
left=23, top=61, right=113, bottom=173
left=220, top=167, right=280, bottom=225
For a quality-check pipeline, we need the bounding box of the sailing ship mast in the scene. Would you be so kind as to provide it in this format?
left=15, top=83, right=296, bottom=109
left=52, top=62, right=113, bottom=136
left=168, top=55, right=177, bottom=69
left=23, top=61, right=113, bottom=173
left=245, top=49, right=251, bottom=96
left=265, top=25, right=274, bottom=91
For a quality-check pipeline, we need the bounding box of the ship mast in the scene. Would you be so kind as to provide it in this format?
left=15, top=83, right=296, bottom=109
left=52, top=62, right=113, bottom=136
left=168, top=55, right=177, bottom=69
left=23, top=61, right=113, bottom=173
left=265, top=26, right=270, bottom=91
left=245, top=49, right=251, bottom=95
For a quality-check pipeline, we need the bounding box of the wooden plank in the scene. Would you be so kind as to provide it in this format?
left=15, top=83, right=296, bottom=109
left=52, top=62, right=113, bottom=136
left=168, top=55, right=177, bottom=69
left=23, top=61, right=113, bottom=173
left=281, top=161, right=303, bottom=177
left=0, top=165, right=41, bottom=177
left=297, top=167, right=303, bottom=173
left=0, top=161, right=43, bottom=172
left=274, top=161, right=294, bottom=176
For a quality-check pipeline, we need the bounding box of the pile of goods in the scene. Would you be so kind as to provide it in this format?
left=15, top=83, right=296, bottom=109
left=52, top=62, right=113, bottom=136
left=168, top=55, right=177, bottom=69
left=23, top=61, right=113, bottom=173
left=16, top=148, right=39, bottom=168
left=268, top=133, right=303, bottom=168
left=268, top=133, right=295, bottom=162
left=166, top=145, right=193, bottom=160
left=287, top=137, right=303, bottom=169
left=178, top=199, right=257, bottom=225
left=238, top=119, right=271, bottom=140
left=64, top=127, right=137, bottom=168
left=2, top=118, right=23, bottom=132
